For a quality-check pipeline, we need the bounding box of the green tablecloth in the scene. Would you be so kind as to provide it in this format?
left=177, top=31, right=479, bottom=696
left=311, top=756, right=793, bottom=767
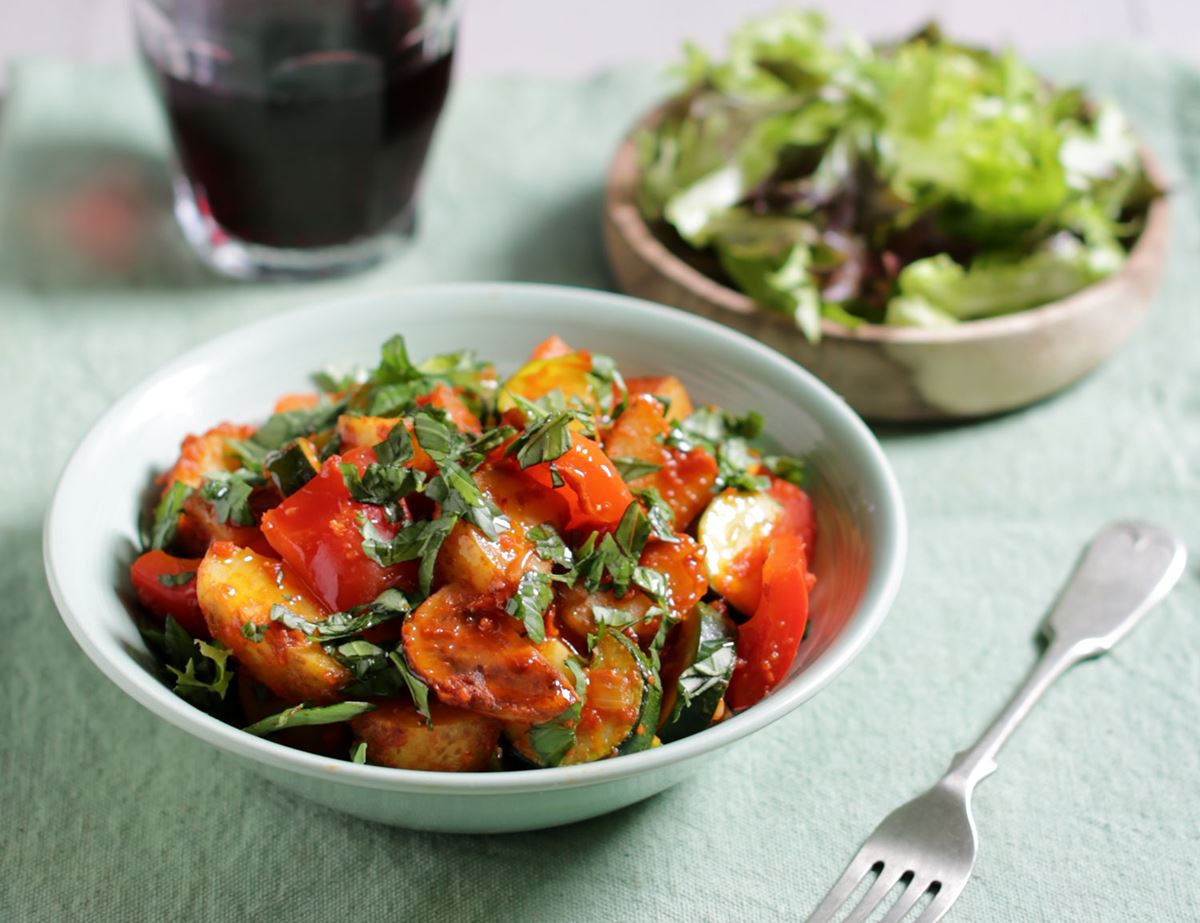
left=3, top=48, right=1198, bottom=922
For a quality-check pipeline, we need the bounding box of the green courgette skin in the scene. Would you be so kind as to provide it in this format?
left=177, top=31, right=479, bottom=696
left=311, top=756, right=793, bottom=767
left=612, top=633, right=662, bottom=756
left=504, top=632, right=660, bottom=766
left=658, top=604, right=736, bottom=744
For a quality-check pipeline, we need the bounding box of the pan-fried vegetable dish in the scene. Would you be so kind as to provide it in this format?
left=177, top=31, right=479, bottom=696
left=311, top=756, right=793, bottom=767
left=637, top=12, right=1161, bottom=338
left=129, top=335, right=817, bottom=771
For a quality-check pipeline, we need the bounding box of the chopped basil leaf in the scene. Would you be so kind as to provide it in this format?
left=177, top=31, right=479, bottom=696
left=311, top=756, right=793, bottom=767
left=469, top=424, right=517, bottom=456
left=529, top=659, right=587, bottom=766
left=590, top=602, right=648, bottom=631
left=157, top=570, right=195, bottom=587
left=388, top=650, right=433, bottom=727
left=340, top=461, right=425, bottom=509
left=612, top=456, right=662, bottom=481
left=240, top=621, right=268, bottom=643
left=199, top=470, right=259, bottom=526
left=413, top=410, right=470, bottom=465
left=614, top=500, right=651, bottom=559
left=716, top=439, right=771, bottom=493
left=373, top=421, right=415, bottom=466
left=632, top=487, right=677, bottom=542
left=167, top=638, right=235, bottom=704
left=632, top=566, right=671, bottom=602
left=163, top=615, right=196, bottom=669
left=560, top=504, right=652, bottom=598
left=764, top=454, right=806, bottom=486
left=147, top=481, right=192, bottom=552
left=264, top=442, right=319, bottom=496
left=313, top=367, right=364, bottom=394
left=243, top=701, right=374, bottom=737
left=367, top=336, right=489, bottom=408
left=665, top=407, right=771, bottom=493
left=351, top=741, right=368, bottom=764
left=587, top=353, right=628, bottom=422
left=506, top=571, right=553, bottom=642
left=233, top=400, right=347, bottom=469
left=527, top=522, right=574, bottom=569
left=360, top=516, right=457, bottom=597
left=263, top=590, right=411, bottom=644
left=506, top=409, right=576, bottom=469
left=330, top=639, right=405, bottom=698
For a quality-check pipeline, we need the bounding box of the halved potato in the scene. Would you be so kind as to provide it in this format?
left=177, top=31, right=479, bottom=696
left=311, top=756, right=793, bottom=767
left=436, top=521, right=544, bottom=595
left=625, top=375, right=695, bottom=421
left=162, top=422, right=255, bottom=490
left=197, top=542, right=351, bottom=703
left=402, top=585, right=577, bottom=723
left=697, top=488, right=784, bottom=616
left=604, top=395, right=718, bottom=530
left=350, top=700, right=501, bottom=772
left=434, top=462, right=568, bottom=594
left=335, top=414, right=436, bottom=472
left=498, top=351, right=595, bottom=421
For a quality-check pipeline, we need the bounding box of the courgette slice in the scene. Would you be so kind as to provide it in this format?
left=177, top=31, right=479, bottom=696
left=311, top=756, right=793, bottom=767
left=697, top=488, right=783, bottom=616
left=507, top=631, right=662, bottom=766
left=658, top=602, right=736, bottom=743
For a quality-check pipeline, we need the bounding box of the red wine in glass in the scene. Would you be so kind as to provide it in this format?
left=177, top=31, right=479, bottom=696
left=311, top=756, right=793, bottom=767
left=135, top=0, right=458, bottom=278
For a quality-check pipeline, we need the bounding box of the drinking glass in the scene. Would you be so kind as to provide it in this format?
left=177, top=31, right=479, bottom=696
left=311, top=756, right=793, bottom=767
left=133, top=0, right=460, bottom=280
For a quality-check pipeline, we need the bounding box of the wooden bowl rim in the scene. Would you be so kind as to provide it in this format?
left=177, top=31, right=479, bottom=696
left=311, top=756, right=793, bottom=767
left=605, top=100, right=1171, bottom=346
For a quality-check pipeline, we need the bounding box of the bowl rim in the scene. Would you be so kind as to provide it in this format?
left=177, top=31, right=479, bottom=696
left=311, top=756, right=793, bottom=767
left=604, top=100, right=1171, bottom=346
left=44, top=282, right=907, bottom=795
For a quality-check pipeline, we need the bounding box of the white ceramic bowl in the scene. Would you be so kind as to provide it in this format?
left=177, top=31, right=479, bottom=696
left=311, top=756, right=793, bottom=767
left=44, top=283, right=906, bottom=833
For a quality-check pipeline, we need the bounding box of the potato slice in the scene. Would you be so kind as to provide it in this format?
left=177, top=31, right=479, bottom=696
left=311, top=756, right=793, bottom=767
left=350, top=700, right=501, bottom=772
left=625, top=375, right=695, bottom=421
left=334, top=414, right=436, bottom=473
left=434, top=462, right=569, bottom=594
left=402, top=585, right=577, bottom=723
left=197, top=542, right=350, bottom=703
left=604, top=395, right=717, bottom=530
left=162, top=422, right=255, bottom=490
left=697, top=488, right=784, bottom=616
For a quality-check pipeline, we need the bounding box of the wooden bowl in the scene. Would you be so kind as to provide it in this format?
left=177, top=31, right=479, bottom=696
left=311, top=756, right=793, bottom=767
left=603, top=106, right=1171, bottom=422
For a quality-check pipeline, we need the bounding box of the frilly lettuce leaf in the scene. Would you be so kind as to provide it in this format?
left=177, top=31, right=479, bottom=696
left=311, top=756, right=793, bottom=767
left=637, top=13, right=1160, bottom=338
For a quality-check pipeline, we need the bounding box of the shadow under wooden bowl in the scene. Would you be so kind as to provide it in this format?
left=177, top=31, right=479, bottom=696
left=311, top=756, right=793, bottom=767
left=603, top=107, right=1171, bottom=423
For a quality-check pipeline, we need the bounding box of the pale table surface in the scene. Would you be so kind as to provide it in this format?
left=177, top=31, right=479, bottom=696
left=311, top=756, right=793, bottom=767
left=1, top=0, right=1198, bottom=85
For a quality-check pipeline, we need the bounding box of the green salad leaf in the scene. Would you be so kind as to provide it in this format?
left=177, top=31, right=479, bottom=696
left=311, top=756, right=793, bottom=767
left=639, top=13, right=1160, bottom=339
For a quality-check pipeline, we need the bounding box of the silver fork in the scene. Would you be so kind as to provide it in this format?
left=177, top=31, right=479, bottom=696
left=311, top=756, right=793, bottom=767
left=806, top=521, right=1187, bottom=923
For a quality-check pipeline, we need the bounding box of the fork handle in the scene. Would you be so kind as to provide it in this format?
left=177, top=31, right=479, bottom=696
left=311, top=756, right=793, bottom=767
left=943, top=521, right=1186, bottom=791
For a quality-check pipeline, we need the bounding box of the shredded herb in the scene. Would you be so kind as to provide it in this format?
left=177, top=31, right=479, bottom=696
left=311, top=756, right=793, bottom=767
left=633, top=487, right=677, bottom=542
left=529, top=659, right=587, bottom=766
left=612, top=457, right=662, bottom=481
left=244, top=589, right=412, bottom=645
left=360, top=516, right=458, bottom=597
left=526, top=522, right=574, bottom=569
left=231, top=400, right=347, bottom=470
left=388, top=651, right=433, bottom=727
left=506, top=570, right=554, bottom=642
left=506, top=399, right=578, bottom=469
left=763, top=454, right=806, bottom=486
left=163, top=621, right=236, bottom=707
left=243, top=701, right=374, bottom=737
left=147, top=481, right=192, bottom=552
left=199, top=470, right=260, bottom=526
